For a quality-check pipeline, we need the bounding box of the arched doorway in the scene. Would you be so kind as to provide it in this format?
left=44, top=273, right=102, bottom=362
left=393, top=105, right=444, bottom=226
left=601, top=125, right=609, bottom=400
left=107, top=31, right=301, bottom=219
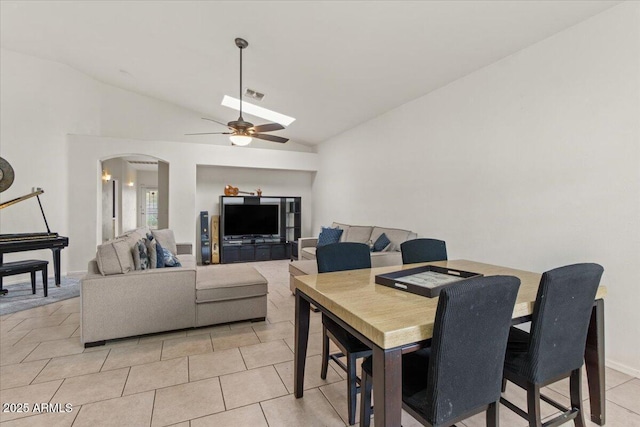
left=100, top=155, right=168, bottom=241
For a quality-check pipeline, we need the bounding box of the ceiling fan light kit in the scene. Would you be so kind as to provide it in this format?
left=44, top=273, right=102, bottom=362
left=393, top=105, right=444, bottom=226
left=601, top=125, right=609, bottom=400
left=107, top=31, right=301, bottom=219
left=186, top=38, right=289, bottom=146
left=229, top=135, right=252, bottom=146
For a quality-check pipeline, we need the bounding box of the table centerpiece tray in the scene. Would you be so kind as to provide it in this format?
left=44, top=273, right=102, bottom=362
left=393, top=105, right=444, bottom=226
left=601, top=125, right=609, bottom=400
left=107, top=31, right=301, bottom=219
left=375, top=265, right=482, bottom=298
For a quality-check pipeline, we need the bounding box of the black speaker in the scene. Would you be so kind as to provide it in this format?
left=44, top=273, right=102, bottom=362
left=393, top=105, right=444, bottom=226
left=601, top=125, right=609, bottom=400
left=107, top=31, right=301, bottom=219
left=200, top=211, right=211, bottom=265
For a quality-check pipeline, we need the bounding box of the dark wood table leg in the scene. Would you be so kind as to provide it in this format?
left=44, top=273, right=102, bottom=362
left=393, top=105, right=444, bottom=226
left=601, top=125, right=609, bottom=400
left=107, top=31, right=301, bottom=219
left=585, top=299, right=605, bottom=425
left=373, top=345, right=402, bottom=427
left=51, top=248, right=62, bottom=286
left=294, top=290, right=311, bottom=398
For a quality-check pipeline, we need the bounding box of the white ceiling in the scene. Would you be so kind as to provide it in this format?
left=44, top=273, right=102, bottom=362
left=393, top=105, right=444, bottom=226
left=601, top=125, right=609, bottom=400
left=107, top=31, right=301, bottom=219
left=0, top=1, right=620, bottom=146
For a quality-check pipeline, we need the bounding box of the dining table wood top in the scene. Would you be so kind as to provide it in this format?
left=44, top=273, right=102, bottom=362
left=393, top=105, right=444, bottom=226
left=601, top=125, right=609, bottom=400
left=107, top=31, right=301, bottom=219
left=293, top=259, right=607, bottom=350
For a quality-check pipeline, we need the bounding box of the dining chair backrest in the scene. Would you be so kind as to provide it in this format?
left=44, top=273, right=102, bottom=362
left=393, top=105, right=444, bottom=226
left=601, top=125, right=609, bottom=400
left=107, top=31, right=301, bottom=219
left=400, top=238, right=447, bottom=264
left=423, top=275, right=520, bottom=425
left=523, top=263, right=604, bottom=384
left=316, top=242, right=372, bottom=273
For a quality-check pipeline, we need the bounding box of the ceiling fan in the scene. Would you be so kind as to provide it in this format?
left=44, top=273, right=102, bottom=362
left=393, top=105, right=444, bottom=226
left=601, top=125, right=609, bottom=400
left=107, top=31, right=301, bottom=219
left=186, top=38, right=289, bottom=145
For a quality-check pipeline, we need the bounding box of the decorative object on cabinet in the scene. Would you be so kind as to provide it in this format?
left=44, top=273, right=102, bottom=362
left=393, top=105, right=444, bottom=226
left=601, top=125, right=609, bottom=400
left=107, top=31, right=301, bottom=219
left=224, top=185, right=255, bottom=196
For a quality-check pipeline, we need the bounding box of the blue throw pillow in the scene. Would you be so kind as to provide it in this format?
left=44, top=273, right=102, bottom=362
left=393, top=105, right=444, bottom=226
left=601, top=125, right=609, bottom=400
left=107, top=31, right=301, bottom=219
left=162, top=247, right=182, bottom=267
left=155, top=242, right=165, bottom=268
left=317, top=226, right=343, bottom=247
left=373, top=233, right=391, bottom=252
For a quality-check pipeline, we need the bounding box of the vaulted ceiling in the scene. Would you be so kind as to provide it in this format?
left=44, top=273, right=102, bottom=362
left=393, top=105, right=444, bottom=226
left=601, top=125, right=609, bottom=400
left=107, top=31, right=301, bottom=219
left=0, top=1, right=620, bottom=146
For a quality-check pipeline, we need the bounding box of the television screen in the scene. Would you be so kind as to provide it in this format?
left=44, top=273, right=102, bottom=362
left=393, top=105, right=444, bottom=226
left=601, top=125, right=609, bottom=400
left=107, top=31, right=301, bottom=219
left=224, top=204, right=279, bottom=236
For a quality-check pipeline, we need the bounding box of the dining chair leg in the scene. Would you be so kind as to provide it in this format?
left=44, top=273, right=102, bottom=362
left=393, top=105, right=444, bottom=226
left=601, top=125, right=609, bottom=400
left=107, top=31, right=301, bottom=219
left=347, top=354, right=357, bottom=425
left=486, top=401, right=499, bottom=427
left=526, top=383, right=543, bottom=427
left=360, top=369, right=373, bottom=427
left=321, top=325, right=329, bottom=380
left=570, top=368, right=586, bottom=427
left=501, top=378, right=507, bottom=393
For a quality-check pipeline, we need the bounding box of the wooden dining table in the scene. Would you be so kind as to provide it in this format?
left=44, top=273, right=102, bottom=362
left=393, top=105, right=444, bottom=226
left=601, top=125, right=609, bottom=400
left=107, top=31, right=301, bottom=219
left=293, top=259, right=607, bottom=427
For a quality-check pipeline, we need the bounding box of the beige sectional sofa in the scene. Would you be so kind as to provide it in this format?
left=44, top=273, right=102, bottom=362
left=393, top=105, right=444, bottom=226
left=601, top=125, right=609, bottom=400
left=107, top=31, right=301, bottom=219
left=81, top=228, right=268, bottom=346
left=297, top=222, right=417, bottom=265
left=291, top=222, right=417, bottom=294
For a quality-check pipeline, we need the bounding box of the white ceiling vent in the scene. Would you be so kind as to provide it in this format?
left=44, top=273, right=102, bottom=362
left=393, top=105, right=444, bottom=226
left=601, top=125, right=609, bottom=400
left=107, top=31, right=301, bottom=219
left=128, top=160, right=158, bottom=165
left=244, top=88, right=265, bottom=101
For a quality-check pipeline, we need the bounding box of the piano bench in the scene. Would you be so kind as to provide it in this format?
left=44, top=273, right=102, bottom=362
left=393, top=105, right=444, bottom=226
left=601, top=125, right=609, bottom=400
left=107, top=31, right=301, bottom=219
left=0, top=260, right=49, bottom=297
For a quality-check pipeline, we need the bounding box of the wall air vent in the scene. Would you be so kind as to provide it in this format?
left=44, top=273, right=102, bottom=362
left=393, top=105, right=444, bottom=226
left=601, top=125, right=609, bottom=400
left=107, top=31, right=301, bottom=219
left=244, top=88, right=265, bottom=101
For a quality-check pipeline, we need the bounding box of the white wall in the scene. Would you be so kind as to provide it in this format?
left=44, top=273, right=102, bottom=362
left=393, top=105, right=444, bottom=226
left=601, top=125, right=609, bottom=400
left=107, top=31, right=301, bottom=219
left=195, top=165, right=314, bottom=263
left=196, top=166, right=314, bottom=233
left=0, top=49, right=100, bottom=282
left=312, top=2, right=640, bottom=375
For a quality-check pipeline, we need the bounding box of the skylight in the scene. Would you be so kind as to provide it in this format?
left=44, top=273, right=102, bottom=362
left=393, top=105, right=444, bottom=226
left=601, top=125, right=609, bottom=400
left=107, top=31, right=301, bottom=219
left=221, top=95, right=296, bottom=126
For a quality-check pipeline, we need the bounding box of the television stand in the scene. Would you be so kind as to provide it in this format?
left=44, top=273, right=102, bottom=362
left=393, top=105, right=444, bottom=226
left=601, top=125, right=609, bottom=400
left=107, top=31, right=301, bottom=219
left=219, top=195, right=301, bottom=264
left=221, top=239, right=288, bottom=263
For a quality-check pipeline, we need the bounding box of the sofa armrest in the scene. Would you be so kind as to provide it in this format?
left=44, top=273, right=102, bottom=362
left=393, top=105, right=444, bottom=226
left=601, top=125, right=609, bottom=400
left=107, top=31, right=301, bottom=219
left=297, top=237, right=318, bottom=259
left=176, top=243, right=192, bottom=255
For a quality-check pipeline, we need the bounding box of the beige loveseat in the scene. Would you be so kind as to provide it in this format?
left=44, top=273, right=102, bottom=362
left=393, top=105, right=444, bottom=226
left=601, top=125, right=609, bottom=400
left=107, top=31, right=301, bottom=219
left=81, top=228, right=268, bottom=346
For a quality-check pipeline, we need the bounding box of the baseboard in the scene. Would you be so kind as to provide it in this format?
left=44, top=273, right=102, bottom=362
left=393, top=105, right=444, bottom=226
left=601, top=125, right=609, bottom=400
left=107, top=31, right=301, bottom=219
left=66, top=269, right=87, bottom=276
left=606, top=359, right=640, bottom=379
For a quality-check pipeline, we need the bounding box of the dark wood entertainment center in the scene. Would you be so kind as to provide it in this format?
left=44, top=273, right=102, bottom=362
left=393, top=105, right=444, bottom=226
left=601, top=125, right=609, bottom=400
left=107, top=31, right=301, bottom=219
left=219, top=195, right=301, bottom=263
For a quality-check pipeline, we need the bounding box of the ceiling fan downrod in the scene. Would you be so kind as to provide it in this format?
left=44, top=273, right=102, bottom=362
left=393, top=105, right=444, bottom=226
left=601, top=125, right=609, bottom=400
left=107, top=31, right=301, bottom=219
left=235, top=38, right=248, bottom=123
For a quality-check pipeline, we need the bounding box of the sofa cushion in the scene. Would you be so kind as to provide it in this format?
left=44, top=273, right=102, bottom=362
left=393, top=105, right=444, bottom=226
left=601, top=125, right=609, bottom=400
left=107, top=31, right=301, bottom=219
left=152, top=229, right=178, bottom=256
left=96, top=239, right=134, bottom=275
left=177, top=254, right=196, bottom=270
left=317, top=226, right=343, bottom=247
left=301, top=247, right=317, bottom=260
left=373, top=233, right=391, bottom=252
left=371, top=227, right=416, bottom=251
left=344, top=225, right=373, bottom=244
left=196, top=265, right=268, bottom=303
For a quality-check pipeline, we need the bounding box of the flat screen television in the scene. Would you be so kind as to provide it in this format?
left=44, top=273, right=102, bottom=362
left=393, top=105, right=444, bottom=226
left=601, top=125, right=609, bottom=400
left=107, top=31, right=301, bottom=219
left=224, top=204, right=279, bottom=237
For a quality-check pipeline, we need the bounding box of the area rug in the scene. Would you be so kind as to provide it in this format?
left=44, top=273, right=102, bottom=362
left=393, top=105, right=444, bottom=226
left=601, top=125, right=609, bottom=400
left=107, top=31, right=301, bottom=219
left=0, top=277, right=80, bottom=316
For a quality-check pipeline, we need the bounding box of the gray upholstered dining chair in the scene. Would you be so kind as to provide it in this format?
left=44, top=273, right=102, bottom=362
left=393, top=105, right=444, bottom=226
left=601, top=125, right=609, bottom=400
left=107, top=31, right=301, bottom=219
left=400, top=238, right=447, bottom=264
left=359, top=275, right=521, bottom=427
left=500, top=263, right=604, bottom=427
left=316, top=242, right=372, bottom=425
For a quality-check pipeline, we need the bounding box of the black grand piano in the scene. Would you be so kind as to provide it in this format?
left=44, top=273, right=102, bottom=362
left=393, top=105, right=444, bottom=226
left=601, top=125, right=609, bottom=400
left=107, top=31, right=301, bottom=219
left=0, top=189, right=69, bottom=295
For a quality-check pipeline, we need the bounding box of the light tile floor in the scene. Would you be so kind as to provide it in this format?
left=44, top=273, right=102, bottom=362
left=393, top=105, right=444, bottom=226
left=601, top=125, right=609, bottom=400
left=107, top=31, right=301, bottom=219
left=0, top=260, right=638, bottom=426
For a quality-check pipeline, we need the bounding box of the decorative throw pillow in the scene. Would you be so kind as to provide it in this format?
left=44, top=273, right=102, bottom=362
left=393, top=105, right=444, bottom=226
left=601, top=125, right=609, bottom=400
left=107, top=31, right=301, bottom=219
left=133, top=239, right=150, bottom=270
left=96, top=239, right=134, bottom=275
left=145, top=237, right=157, bottom=269
left=155, top=242, right=165, bottom=268
left=162, top=247, right=182, bottom=267
left=373, top=233, right=391, bottom=252
left=317, top=226, right=343, bottom=247
left=151, top=229, right=177, bottom=257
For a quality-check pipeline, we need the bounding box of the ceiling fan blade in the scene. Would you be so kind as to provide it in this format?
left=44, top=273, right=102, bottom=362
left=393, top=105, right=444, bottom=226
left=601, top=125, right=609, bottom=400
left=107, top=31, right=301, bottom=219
left=201, top=117, right=230, bottom=127
left=185, top=132, right=232, bottom=135
left=251, top=123, right=285, bottom=133
left=253, top=133, right=289, bottom=143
